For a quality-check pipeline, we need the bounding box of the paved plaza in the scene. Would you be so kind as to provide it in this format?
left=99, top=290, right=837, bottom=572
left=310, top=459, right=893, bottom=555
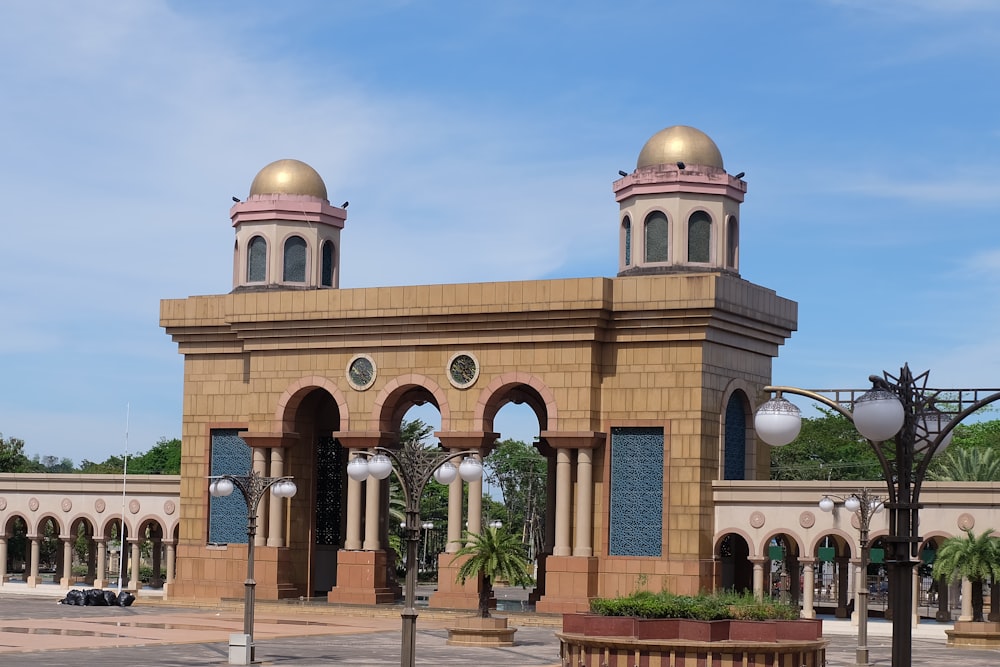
left=0, top=587, right=998, bottom=666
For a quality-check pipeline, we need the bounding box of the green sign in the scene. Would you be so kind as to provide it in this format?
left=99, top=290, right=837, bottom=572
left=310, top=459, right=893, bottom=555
left=768, top=545, right=784, bottom=561
left=818, top=547, right=835, bottom=562
left=869, top=548, right=885, bottom=564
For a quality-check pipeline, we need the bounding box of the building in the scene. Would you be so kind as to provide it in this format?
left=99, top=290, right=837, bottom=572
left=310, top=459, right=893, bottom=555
left=160, top=125, right=798, bottom=611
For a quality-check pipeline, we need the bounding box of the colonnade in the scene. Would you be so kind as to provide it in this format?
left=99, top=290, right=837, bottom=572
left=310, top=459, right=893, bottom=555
left=250, top=445, right=290, bottom=547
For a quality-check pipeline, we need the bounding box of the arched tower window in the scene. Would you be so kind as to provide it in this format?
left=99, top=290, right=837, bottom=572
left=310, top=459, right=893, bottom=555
left=321, top=240, right=335, bottom=287
left=726, top=216, right=739, bottom=268
left=644, top=212, right=668, bottom=263
left=247, top=236, right=267, bottom=283
left=688, top=211, right=711, bottom=263
left=723, top=391, right=749, bottom=480
left=283, top=236, right=307, bottom=282
left=622, top=216, right=632, bottom=266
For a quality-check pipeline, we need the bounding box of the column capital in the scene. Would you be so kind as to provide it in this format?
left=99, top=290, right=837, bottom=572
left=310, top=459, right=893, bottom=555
left=539, top=431, right=606, bottom=450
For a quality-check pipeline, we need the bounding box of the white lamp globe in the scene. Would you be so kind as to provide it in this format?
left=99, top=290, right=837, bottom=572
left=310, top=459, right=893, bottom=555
left=367, top=453, right=393, bottom=480
left=754, top=397, right=802, bottom=447
left=818, top=496, right=834, bottom=513
left=213, top=478, right=234, bottom=497
left=458, top=456, right=483, bottom=482
left=844, top=496, right=861, bottom=513
left=872, top=500, right=885, bottom=514
left=433, top=460, right=458, bottom=485
left=852, top=388, right=904, bottom=442
left=918, top=409, right=953, bottom=454
left=347, top=456, right=370, bottom=482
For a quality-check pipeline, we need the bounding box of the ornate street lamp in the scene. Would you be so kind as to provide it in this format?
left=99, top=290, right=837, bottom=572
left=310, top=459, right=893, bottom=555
left=347, top=441, right=483, bottom=667
left=209, top=472, right=298, bottom=665
left=755, top=364, right=1000, bottom=667
left=819, top=489, right=885, bottom=667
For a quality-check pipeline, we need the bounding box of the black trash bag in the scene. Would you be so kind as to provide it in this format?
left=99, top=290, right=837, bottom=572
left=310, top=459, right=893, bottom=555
left=117, top=591, right=136, bottom=607
left=103, top=590, right=119, bottom=606
left=60, top=589, right=85, bottom=605
left=84, top=588, right=108, bottom=606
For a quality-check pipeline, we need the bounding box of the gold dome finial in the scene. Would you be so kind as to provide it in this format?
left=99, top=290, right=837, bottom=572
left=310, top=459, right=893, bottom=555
left=636, top=126, right=724, bottom=170
left=249, top=159, right=328, bottom=200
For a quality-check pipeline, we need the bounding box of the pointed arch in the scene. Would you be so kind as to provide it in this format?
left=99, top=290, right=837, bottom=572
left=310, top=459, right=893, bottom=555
left=473, top=371, right=559, bottom=433
left=275, top=375, right=351, bottom=433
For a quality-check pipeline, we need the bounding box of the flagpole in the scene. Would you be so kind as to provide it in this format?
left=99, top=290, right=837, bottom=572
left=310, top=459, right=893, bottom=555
left=117, top=403, right=129, bottom=593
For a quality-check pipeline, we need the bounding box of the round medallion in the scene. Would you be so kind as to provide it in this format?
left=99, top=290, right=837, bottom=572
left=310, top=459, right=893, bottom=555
left=61, top=498, right=73, bottom=512
left=0, top=498, right=6, bottom=511
left=447, top=352, right=480, bottom=389
left=799, top=511, right=815, bottom=529
left=164, top=500, right=176, bottom=515
left=749, top=511, right=765, bottom=529
left=958, top=513, right=976, bottom=531
left=28, top=497, right=39, bottom=512
left=129, top=499, right=141, bottom=514
left=95, top=499, right=106, bottom=513
left=851, top=514, right=861, bottom=530
left=347, top=354, right=377, bottom=391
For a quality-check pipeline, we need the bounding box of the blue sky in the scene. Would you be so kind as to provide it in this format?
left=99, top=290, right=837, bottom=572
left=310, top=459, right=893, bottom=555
left=2, top=1, right=1000, bottom=463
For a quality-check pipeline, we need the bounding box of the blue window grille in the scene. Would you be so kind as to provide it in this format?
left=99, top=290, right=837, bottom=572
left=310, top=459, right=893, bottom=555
left=208, top=429, right=252, bottom=544
left=609, top=426, right=663, bottom=556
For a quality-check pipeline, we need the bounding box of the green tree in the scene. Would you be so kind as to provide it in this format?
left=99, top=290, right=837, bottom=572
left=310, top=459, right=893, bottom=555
left=451, top=526, right=534, bottom=618
left=129, top=437, right=181, bottom=474
left=484, top=438, right=546, bottom=557
left=927, top=447, right=1000, bottom=481
left=932, top=529, right=1000, bottom=622
left=769, top=409, right=883, bottom=480
left=949, top=418, right=1000, bottom=451
left=0, top=434, right=33, bottom=472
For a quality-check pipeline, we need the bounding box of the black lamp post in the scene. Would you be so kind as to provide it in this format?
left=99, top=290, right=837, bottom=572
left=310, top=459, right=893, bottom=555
left=819, top=488, right=886, bottom=667
left=209, top=471, right=297, bottom=665
left=755, top=364, right=1000, bottom=667
left=347, top=441, right=483, bottom=667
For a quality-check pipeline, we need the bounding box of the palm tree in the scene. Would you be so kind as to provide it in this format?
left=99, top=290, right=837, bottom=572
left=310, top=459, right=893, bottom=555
left=927, top=447, right=1000, bottom=481
left=932, top=529, right=1000, bottom=622
left=451, top=526, right=533, bottom=618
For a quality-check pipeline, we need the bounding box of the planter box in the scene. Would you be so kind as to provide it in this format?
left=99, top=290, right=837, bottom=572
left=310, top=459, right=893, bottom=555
left=635, top=618, right=682, bottom=640
left=775, top=618, right=823, bottom=641
left=728, top=619, right=776, bottom=642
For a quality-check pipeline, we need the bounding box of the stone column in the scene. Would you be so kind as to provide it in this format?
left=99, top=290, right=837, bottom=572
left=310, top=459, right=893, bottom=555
left=466, top=455, right=483, bottom=543
left=911, top=566, right=921, bottom=627
left=27, top=537, right=40, bottom=587
left=446, top=460, right=462, bottom=553
left=751, top=557, right=767, bottom=600
left=60, top=538, right=74, bottom=587
left=573, top=448, right=593, bottom=557
left=266, top=447, right=286, bottom=547
left=0, top=537, right=7, bottom=584
left=363, top=467, right=381, bottom=551
left=253, top=446, right=268, bottom=546
left=801, top=559, right=816, bottom=619
left=94, top=538, right=108, bottom=588
left=344, top=475, right=363, bottom=550
left=165, top=540, right=176, bottom=586
left=960, top=578, right=973, bottom=621
left=128, top=538, right=141, bottom=591
left=553, top=448, right=572, bottom=557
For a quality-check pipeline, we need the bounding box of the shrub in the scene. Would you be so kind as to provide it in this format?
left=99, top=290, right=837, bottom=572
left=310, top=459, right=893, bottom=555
left=589, top=590, right=798, bottom=621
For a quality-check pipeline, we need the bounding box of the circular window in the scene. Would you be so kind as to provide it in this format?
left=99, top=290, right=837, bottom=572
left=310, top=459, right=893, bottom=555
left=447, top=352, right=480, bottom=389
left=347, top=354, right=377, bottom=391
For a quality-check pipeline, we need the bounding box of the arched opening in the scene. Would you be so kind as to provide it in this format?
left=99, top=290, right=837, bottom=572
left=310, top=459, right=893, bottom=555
left=812, top=533, right=852, bottom=617
left=716, top=533, right=752, bottom=593
left=687, top=210, right=711, bottom=263
left=644, top=211, right=668, bottom=263
left=622, top=216, right=632, bottom=266
left=282, top=235, right=307, bottom=282
left=4, top=516, right=28, bottom=581
left=767, top=534, right=801, bottom=607
left=726, top=216, right=739, bottom=269
left=69, top=517, right=97, bottom=586
left=321, top=240, right=335, bottom=287
left=723, top=391, right=749, bottom=480
left=247, top=235, right=267, bottom=283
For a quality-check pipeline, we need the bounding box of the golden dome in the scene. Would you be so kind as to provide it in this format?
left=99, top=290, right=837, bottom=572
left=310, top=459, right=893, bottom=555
left=249, top=159, right=328, bottom=200
left=636, top=126, right=724, bottom=170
